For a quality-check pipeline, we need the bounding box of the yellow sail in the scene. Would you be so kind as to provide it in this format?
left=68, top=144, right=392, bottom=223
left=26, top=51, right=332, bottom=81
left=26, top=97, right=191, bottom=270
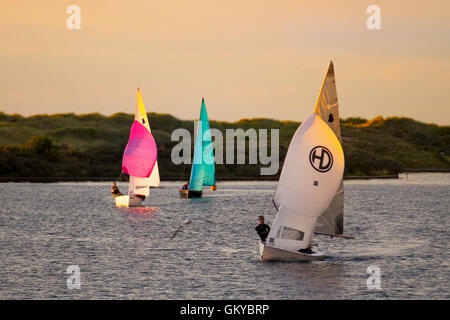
left=135, top=88, right=150, bottom=131
left=313, top=61, right=344, bottom=234
left=314, top=61, right=341, bottom=142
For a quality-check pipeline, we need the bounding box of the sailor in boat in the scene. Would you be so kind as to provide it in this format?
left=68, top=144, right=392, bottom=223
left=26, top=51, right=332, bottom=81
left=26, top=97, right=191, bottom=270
left=181, top=182, right=189, bottom=190
left=255, top=215, right=271, bottom=242
left=111, top=182, right=123, bottom=198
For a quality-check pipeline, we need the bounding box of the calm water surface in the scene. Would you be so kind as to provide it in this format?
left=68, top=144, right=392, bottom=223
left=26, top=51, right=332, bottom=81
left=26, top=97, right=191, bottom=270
left=0, top=173, right=448, bottom=299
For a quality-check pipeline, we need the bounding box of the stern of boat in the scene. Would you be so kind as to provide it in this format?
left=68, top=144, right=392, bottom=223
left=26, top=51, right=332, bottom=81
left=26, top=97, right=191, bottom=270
left=179, top=189, right=189, bottom=198
left=115, top=195, right=144, bottom=207
left=259, top=242, right=324, bottom=261
left=179, top=190, right=203, bottom=198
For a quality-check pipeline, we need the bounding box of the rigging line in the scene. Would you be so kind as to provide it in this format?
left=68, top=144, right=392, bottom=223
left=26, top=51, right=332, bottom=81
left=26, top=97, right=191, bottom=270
left=313, top=231, right=355, bottom=239
left=272, top=199, right=278, bottom=211
left=180, top=162, right=188, bottom=181
left=116, top=171, right=123, bottom=183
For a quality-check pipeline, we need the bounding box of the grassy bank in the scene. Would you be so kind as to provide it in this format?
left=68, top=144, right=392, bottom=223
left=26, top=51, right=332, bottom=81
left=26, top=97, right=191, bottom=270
left=0, top=112, right=448, bottom=179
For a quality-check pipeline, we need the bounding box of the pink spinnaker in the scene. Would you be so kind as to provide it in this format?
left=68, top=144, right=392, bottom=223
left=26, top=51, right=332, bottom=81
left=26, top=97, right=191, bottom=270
left=122, top=121, right=158, bottom=178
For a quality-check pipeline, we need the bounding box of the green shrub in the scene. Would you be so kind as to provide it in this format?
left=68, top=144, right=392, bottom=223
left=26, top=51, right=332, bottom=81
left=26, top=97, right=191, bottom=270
left=24, top=136, right=54, bottom=155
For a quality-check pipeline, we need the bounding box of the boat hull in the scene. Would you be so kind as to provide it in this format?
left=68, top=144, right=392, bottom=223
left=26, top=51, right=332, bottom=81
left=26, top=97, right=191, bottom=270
left=179, top=189, right=203, bottom=198
left=259, top=242, right=324, bottom=261
left=115, top=195, right=144, bottom=207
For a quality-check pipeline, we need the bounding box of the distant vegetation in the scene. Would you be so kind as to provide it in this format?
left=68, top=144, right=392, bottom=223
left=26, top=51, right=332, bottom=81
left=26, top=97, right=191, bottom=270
left=0, top=112, right=448, bottom=179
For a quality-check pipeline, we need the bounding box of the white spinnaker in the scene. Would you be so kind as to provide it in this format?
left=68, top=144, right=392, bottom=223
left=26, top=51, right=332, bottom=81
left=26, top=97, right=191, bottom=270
left=313, top=61, right=344, bottom=234
left=268, top=115, right=344, bottom=250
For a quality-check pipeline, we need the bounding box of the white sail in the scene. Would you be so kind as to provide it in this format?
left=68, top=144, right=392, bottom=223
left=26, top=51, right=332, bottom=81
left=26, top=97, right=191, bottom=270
left=129, top=176, right=151, bottom=197
left=147, top=162, right=161, bottom=187
left=314, top=183, right=344, bottom=233
left=313, top=60, right=344, bottom=234
left=268, top=115, right=344, bottom=251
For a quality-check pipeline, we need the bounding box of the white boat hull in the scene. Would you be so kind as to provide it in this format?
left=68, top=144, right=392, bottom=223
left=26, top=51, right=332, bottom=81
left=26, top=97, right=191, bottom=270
left=259, top=242, right=324, bottom=261
left=115, top=195, right=144, bottom=207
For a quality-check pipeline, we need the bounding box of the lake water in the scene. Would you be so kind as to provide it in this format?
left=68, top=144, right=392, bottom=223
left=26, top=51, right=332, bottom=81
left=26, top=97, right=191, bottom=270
left=0, top=173, right=448, bottom=299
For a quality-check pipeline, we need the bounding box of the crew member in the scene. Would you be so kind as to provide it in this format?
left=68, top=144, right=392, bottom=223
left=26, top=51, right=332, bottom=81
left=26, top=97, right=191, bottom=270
left=111, top=182, right=123, bottom=198
left=255, top=215, right=271, bottom=242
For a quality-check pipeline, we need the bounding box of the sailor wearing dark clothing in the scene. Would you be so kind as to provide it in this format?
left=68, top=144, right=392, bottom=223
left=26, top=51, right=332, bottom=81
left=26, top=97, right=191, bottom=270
left=182, top=183, right=189, bottom=190
left=111, top=182, right=123, bottom=198
left=255, top=215, right=271, bottom=242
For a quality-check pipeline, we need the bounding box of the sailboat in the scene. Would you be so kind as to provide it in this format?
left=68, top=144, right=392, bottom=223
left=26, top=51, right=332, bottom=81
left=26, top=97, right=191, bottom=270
left=179, top=97, right=215, bottom=198
left=115, top=89, right=159, bottom=207
left=260, top=61, right=345, bottom=261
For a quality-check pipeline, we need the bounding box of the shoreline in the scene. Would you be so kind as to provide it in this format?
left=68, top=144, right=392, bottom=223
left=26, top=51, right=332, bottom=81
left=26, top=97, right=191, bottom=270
left=0, top=170, right=448, bottom=183
left=402, top=168, right=450, bottom=172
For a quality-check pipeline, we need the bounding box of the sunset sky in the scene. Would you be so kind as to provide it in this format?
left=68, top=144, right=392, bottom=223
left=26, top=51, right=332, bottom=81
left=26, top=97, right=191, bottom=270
left=0, top=0, right=449, bottom=124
